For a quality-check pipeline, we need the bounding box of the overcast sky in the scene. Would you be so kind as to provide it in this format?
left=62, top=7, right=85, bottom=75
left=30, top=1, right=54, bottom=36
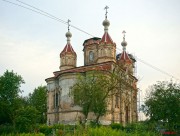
left=0, top=0, right=180, bottom=98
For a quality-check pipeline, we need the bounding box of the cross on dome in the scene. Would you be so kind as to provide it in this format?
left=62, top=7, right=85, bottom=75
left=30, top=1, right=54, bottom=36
left=65, top=19, right=72, bottom=44
left=104, top=6, right=109, bottom=19
left=67, top=19, right=71, bottom=31
left=122, top=30, right=126, bottom=40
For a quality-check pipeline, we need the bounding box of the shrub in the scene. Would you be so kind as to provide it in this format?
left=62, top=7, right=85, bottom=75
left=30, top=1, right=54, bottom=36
left=88, top=126, right=125, bottom=136
left=110, top=123, right=124, bottom=130
left=38, top=124, right=53, bottom=135
left=15, top=106, right=38, bottom=133
left=38, top=124, right=77, bottom=135
left=0, top=124, right=14, bottom=134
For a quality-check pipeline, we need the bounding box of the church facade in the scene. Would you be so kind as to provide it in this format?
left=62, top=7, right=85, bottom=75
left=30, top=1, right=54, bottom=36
left=45, top=11, right=138, bottom=125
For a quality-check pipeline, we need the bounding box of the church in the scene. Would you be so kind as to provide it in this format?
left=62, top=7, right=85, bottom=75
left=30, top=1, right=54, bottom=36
left=45, top=7, right=138, bottom=125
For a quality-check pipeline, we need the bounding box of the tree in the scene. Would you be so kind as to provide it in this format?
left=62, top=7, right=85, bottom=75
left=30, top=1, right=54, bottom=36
left=142, top=81, right=180, bottom=131
left=29, top=86, right=47, bottom=123
left=72, top=70, right=119, bottom=123
left=0, top=70, right=24, bottom=125
left=15, top=106, right=38, bottom=132
left=72, top=72, right=98, bottom=122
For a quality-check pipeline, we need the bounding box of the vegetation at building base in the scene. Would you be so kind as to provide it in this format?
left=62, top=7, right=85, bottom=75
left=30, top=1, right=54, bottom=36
left=0, top=122, right=161, bottom=136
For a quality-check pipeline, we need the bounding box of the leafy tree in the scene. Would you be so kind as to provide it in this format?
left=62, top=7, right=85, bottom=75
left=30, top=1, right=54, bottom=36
left=29, top=86, right=47, bottom=123
left=72, top=72, right=97, bottom=122
left=0, top=70, right=24, bottom=125
left=72, top=70, right=119, bottom=123
left=15, top=106, right=38, bottom=132
left=142, top=81, right=180, bottom=131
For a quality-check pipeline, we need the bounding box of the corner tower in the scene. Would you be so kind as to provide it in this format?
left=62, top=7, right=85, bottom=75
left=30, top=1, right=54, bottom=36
left=60, top=20, right=77, bottom=71
left=97, top=6, right=116, bottom=63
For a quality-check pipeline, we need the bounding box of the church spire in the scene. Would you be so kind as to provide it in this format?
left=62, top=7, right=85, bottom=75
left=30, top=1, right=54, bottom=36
left=66, top=19, right=72, bottom=44
left=119, top=31, right=132, bottom=64
left=121, top=30, right=127, bottom=51
left=60, top=20, right=77, bottom=71
left=103, top=6, right=110, bottom=33
left=97, top=6, right=116, bottom=63
left=100, top=6, right=113, bottom=44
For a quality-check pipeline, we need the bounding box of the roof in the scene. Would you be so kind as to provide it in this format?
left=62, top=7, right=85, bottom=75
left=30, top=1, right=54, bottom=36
left=54, top=62, right=112, bottom=77
left=83, top=37, right=101, bottom=46
left=60, top=43, right=76, bottom=57
left=45, top=61, right=114, bottom=82
left=100, top=32, right=114, bottom=44
left=119, top=50, right=132, bottom=64
left=45, top=61, right=138, bottom=84
left=116, top=53, right=136, bottom=62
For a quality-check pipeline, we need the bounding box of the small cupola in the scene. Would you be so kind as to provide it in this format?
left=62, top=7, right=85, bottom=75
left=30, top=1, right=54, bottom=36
left=100, top=6, right=113, bottom=44
left=118, top=31, right=133, bottom=75
left=97, top=6, right=116, bottom=63
left=119, top=31, right=132, bottom=63
left=59, top=20, right=77, bottom=71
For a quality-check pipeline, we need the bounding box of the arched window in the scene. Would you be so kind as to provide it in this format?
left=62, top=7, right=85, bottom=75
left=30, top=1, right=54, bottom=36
left=89, top=51, right=94, bottom=62
left=54, top=93, right=58, bottom=108
left=54, top=92, right=60, bottom=108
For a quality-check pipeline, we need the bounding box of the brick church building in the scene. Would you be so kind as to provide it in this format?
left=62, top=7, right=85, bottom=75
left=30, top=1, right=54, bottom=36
left=45, top=8, right=138, bottom=125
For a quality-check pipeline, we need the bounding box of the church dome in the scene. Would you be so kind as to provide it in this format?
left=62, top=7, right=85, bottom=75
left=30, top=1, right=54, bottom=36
left=121, top=40, right=127, bottom=47
left=102, top=19, right=110, bottom=27
left=65, top=31, right=72, bottom=38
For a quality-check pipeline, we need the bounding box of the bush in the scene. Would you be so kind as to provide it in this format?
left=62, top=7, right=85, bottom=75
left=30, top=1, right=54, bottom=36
left=38, top=124, right=53, bottom=135
left=15, top=106, right=39, bottom=133
left=110, top=123, right=124, bottom=130
left=88, top=126, right=126, bottom=136
left=38, top=124, right=77, bottom=135
left=0, top=124, right=14, bottom=134
left=0, top=123, right=162, bottom=136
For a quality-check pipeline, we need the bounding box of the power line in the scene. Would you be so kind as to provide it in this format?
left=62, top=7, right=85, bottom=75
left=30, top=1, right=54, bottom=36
left=116, top=48, right=180, bottom=81
left=15, top=0, right=95, bottom=37
left=2, top=0, right=66, bottom=24
left=2, top=0, right=94, bottom=37
left=1, top=0, right=179, bottom=81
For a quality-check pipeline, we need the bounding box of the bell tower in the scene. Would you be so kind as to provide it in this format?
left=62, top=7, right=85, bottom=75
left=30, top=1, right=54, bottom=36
left=60, top=20, right=77, bottom=71
left=97, top=6, right=116, bottom=63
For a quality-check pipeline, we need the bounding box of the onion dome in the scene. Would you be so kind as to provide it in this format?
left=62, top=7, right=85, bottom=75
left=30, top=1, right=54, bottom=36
left=121, top=37, right=127, bottom=48
left=103, top=19, right=110, bottom=32
left=65, top=31, right=72, bottom=38
left=60, top=22, right=76, bottom=57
